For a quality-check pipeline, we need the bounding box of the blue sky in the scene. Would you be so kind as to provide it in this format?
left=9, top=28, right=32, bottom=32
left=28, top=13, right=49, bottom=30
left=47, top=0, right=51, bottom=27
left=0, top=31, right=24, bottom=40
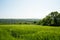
left=0, top=0, right=60, bottom=19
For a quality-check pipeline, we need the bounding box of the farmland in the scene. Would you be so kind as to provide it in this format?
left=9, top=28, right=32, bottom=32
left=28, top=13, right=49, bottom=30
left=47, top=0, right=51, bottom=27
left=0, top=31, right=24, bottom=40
left=0, top=25, right=60, bottom=40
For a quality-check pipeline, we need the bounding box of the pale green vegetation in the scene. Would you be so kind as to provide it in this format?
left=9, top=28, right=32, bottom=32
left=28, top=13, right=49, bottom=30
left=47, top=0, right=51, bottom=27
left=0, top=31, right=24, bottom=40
left=0, top=25, right=60, bottom=40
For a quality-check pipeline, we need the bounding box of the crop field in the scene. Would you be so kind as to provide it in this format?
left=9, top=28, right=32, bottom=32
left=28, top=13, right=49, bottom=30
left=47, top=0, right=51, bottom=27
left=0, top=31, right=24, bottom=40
left=0, top=25, right=60, bottom=40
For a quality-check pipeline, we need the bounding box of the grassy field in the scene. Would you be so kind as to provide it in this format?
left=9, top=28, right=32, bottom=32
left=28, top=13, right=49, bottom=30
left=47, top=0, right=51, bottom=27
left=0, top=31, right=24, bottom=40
left=0, top=25, right=60, bottom=40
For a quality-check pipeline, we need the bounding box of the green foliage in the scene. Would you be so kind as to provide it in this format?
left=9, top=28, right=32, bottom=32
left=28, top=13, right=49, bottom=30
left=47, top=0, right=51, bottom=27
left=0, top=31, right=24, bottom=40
left=39, top=11, right=60, bottom=26
left=37, top=20, right=42, bottom=25
left=0, top=19, right=39, bottom=25
left=0, top=25, right=60, bottom=40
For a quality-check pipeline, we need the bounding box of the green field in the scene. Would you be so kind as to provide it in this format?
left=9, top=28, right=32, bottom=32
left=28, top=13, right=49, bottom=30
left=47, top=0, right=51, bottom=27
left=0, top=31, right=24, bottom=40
left=0, top=25, right=60, bottom=40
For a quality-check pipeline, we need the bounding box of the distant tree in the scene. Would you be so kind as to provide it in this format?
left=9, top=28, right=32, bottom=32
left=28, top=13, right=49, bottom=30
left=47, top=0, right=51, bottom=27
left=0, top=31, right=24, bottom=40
left=34, top=21, right=36, bottom=24
left=19, top=22, right=22, bottom=24
left=24, top=22, right=27, bottom=24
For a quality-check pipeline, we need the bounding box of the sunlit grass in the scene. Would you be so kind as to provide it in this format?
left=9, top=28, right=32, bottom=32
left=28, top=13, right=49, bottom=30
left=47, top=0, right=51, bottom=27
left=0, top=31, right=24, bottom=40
left=0, top=25, right=60, bottom=40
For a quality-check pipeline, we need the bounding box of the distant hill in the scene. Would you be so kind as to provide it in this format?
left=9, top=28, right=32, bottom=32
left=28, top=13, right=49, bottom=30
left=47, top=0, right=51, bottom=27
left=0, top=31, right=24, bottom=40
left=0, top=19, right=39, bottom=24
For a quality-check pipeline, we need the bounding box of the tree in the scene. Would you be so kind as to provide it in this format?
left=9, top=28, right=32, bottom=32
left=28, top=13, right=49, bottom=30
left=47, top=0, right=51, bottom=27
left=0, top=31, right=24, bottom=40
left=49, top=11, right=58, bottom=25
left=39, top=11, right=60, bottom=26
left=41, top=15, right=52, bottom=25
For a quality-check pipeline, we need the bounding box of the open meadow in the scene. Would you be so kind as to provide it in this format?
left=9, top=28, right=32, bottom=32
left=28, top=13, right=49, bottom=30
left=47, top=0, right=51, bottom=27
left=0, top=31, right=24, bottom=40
left=1, top=0, right=60, bottom=40
left=0, top=25, right=60, bottom=40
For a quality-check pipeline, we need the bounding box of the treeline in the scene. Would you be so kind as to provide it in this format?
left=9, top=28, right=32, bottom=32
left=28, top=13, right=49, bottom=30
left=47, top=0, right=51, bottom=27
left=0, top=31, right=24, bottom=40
left=0, top=11, right=60, bottom=26
left=37, top=11, right=60, bottom=26
left=0, top=19, right=39, bottom=25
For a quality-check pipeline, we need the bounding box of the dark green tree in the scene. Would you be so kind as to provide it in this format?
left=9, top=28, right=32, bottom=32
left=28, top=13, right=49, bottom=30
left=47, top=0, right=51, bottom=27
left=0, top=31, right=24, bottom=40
left=49, top=11, right=58, bottom=25
left=40, top=11, right=60, bottom=26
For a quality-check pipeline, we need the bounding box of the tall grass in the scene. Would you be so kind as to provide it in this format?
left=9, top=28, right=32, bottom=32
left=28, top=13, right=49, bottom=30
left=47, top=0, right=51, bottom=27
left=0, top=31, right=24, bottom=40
left=0, top=25, right=60, bottom=40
